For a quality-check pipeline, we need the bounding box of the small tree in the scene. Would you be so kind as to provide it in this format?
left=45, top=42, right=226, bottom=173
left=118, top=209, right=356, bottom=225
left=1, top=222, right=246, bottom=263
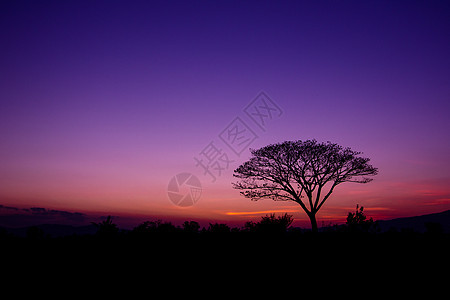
left=26, top=226, right=45, bottom=240
left=233, top=140, right=378, bottom=233
left=182, top=221, right=200, bottom=233
left=92, top=216, right=119, bottom=237
left=346, top=205, right=377, bottom=233
left=207, top=223, right=231, bottom=233
left=133, top=221, right=160, bottom=234
left=245, top=213, right=294, bottom=233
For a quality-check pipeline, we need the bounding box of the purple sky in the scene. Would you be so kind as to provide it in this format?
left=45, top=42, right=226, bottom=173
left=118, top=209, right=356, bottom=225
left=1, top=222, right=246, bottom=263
left=1, top=0, right=449, bottom=227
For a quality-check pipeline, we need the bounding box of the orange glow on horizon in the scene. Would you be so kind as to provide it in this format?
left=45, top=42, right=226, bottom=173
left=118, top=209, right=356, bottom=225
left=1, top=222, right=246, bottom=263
left=225, top=209, right=300, bottom=216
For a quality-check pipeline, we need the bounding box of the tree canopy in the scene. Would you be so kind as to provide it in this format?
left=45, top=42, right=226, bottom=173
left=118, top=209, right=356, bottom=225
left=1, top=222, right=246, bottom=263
left=233, top=139, right=378, bottom=232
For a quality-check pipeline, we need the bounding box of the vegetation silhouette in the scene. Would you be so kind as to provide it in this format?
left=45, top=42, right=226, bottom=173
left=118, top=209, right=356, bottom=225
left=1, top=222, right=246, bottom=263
left=182, top=220, right=200, bottom=233
left=425, top=222, right=443, bottom=235
left=131, top=219, right=179, bottom=235
left=345, top=205, right=378, bottom=233
left=244, top=213, right=294, bottom=233
left=207, top=223, right=232, bottom=233
left=3, top=210, right=448, bottom=241
left=233, top=139, right=378, bottom=233
left=2, top=210, right=448, bottom=273
left=26, top=226, right=45, bottom=240
left=92, top=215, right=119, bottom=237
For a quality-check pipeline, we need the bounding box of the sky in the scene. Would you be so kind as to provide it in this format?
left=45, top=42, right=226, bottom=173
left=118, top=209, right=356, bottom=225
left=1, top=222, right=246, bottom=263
left=1, top=0, right=449, bottom=228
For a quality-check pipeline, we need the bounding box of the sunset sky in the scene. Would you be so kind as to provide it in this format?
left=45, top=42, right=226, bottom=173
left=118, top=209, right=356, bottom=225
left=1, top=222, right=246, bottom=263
left=1, top=0, right=449, bottom=228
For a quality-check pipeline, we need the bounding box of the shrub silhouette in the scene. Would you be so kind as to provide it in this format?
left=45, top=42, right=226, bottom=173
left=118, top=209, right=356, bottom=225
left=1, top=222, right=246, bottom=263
left=182, top=221, right=200, bottom=233
left=26, top=226, right=45, bottom=240
left=92, top=216, right=119, bottom=237
left=132, top=221, right=159, bottom=235
left=425, top=222, right=443, bottom=235
left=207, top=223, right=231, bottom=233
left=346, top=205, right=377, bottom=233
left=156, top=221, right=178, bottom=233
left=245, top=213, right=293, bottom=233
left=132, top=220, right=179, bottom=234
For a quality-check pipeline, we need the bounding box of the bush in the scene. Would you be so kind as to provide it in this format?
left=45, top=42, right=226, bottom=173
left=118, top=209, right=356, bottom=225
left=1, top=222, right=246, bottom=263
left=346, top=205, right=377, bottom=233
left=245, top=213, right=293, bottom=233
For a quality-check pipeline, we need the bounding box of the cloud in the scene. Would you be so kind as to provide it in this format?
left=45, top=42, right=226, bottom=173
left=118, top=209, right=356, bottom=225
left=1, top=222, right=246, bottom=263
left=0, top=204, right=19, bottom=211
left=0, top=205, right=87, bottom=228
left=225, top=209, right=299, bottom=216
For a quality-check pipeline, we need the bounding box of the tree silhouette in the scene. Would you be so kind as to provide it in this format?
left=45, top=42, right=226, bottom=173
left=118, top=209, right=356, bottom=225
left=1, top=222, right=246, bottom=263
left=233, top=140, right=378, bottom=233
left=207, top=223, right=231, bottom=233
left=182, top=221, right=200, bottom=233
left=26, top=226, right=45, bottom=240
left=424, top=222, right=443, bottom=235
left=346, top=205, right=377, bottom=233
left=92, top=215, right=119, bottom=237
left=245, top=213, right=294, bottom=233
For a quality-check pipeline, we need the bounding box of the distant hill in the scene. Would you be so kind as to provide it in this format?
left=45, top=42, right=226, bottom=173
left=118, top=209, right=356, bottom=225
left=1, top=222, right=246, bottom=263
left=1, top=210, right=449, bottom=237
left=377, top=210, right=450, bottom=233
left=1, top=224, right=97, bottom=238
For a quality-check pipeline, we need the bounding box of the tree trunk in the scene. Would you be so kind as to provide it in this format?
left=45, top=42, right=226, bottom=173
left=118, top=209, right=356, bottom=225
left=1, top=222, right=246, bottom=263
left=308, top=212, right=318, bottom=234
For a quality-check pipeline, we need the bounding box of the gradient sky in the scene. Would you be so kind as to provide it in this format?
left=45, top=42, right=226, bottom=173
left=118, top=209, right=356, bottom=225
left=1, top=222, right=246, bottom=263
left=1, top=0, right=449, bottom=228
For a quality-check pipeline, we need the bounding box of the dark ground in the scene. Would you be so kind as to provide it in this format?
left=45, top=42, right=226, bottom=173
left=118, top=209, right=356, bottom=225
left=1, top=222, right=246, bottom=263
left=1, top=228, right=448, bottom=293
left=2, top=211, right=449, bottom=290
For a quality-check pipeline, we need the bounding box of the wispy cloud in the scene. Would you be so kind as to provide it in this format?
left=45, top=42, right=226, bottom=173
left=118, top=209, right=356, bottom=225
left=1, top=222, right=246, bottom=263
left=0, top=205, right=87, bottom=227
left=423, top=198, right=450, bottom=206
left=225, top=209, right=299, bottom=216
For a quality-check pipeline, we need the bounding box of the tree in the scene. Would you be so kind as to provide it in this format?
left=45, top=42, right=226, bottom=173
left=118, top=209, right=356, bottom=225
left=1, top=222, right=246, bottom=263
left=207, top=223, right=231, bottom=233
left=346, top=205, right=377, bottom=233
left=233, top=140, right=378, bottom=233
left=132, top=220, right=179, bottom=234
left=245, top=213, right=294, bottom=233
left=182, top=221, right=200, bottom=233
left=92, top=215, right=119, bottom=237
left=133, top=221, right=159, bottom=234
left=26, top=226, right=45, bottom=240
